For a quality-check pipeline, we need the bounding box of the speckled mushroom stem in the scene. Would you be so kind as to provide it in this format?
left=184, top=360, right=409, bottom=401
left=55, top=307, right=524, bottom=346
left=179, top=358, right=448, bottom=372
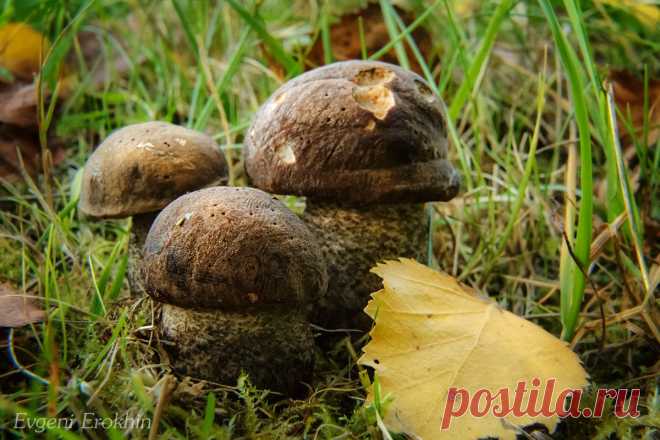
left=303, top=200, right=428, bottom=331
left=160, top=304, right=314, bottom=394
left=127, top=211, right=158, bottom=296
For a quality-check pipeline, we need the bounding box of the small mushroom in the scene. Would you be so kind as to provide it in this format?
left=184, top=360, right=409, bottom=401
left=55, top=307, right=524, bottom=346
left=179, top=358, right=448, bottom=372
left=79, top=121, right=227, bottom=296
left=142, top=186, right=327, bottom=393
left=244, top=60, right=459, bottom=330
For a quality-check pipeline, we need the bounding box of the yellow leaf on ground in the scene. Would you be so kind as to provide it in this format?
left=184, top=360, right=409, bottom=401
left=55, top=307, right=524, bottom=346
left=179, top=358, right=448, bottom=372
left=359, top=259, right=588, bottom=440
left=597, top=0, right=660, bottom=28
left=0, top=22, right=49, bottom=80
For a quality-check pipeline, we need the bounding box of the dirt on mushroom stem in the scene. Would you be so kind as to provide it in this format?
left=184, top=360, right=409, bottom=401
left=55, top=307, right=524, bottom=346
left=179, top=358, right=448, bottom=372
left=303, top=200, right=428, bottom=332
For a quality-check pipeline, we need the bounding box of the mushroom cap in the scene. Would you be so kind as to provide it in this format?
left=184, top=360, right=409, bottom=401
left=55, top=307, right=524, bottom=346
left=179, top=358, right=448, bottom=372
left=142, top=186, right=328, bottom=309
left=79, top=121, right=227, bottom=219
left=244, top=60, right=459, bottom=204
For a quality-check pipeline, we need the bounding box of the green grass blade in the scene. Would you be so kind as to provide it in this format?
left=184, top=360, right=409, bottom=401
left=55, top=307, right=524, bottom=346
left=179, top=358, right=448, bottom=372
left=83, top=312, right=127, bottom=379
left=320, top=2, right=333, bottom=65
left=224, top=0, right=301, bottom=75
left=194, top=27, right=250, bottom=130
left=95, top=239, right=123, bottom=299
left=379, top=0, right=410, bottom=70
left=358, top=16, right=367, bottom=59
left=561, top=0, right=624, bottom=222
left=487, top=63, right=547, bottom=272
left=539, top=0, right=594, bottom=341
left=172, top=0, right=200, bottom=62
left=447, top=0, right=515, bottom=120
left=391, top=9, right=432, bottom=84
left=106, top=253, right=128, bottom=302
left=202, top=392, right=217, bottom=438
left=368, top=0, right=442, bottom=62
left=88, top=255, right=107, bottom=317
left=604, top=84, right=649, bottom=294
left=561, top=0, right=600, bottom=93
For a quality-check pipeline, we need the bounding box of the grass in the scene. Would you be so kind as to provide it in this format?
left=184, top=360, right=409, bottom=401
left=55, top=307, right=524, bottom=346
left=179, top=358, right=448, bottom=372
left=1, top=0, right=659, bottom=438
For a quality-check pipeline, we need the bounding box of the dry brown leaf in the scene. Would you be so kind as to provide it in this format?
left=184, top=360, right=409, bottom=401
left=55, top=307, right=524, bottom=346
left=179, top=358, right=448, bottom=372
left=359, top=259, right=588, bottom=440
left=0, top=283, right=45, bottom=327
left=0, top=81, right=40, bottom=127
left=0, top=22, right=74, bottom=181
left=0, top=125, right=65, bottom=181
left=611, top=70, right=660, bottom=147
left=307, top=3, right=431, bottom=74
left=0, top=22, right=49, bottom=81
left=307, top=4, right=431, bottom=73
left=0, top=125, right=41, bottom=177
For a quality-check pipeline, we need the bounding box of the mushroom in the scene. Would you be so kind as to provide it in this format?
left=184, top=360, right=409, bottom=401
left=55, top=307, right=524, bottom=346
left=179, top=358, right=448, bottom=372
left=142, top=186, right=327, bottom=392
left=79, top=121, right=227, bottom=296
left=244, top=60, right=459, bottom=330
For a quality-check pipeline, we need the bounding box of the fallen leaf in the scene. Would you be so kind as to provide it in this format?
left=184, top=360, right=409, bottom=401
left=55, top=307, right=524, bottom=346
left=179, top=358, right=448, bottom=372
left=0, top=125, right=40, bottom=177
left=0, top=26, right=121, bottom=183
left=0, top=125, right=65, bottom=181
left=0, top=283, right=45, bottom=327
left=305, top=3, right=431, bottom=74
left=359, top=259, right=588, bottom=440
left=0, top=23, right=49, bottom=81
left=0, top=81, right=40, bottom=127
left=611, top=70, right=660, bottom=147
left=597, top=0, right=660, bottom=29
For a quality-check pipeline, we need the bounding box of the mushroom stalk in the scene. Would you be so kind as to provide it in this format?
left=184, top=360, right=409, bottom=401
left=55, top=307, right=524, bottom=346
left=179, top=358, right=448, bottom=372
left=126, top=211, right=158, bottom=295
left=303, top=200, right=428, bottom=330
left=161, top=304, right=314, bottom=393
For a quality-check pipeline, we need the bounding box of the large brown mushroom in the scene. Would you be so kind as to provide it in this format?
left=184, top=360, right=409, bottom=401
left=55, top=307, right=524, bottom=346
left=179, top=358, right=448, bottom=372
left=244, top=60, right=459, bottom=330
left=142, top=186, right=328, bottom=392
left=79, top=121, right=227, bottom=296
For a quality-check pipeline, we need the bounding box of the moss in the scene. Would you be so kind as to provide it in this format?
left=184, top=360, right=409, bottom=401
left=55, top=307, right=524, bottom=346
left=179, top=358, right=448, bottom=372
left=160, top=304, right=315, bottom=395
left=303, top=201, right=428, bottom=331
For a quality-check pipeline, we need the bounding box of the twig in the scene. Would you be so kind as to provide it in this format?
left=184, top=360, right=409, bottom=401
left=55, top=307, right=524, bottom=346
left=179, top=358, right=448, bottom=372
left=148, top=374, right=177, bottom=440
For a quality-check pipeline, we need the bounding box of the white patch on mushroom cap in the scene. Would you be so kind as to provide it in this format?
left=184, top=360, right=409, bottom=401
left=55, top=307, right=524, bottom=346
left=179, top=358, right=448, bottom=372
left=274, top=92, right=287, bottom=105
left=276, top=141, right=296, bottom=164
left=352, top=85, right=395, bottom=120
left=265, top=92, right=287, bottom=115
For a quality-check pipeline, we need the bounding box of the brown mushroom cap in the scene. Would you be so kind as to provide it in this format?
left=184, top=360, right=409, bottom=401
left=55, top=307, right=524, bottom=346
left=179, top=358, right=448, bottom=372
left=142, top=186, right=328, bottom=309
left=79, top=121, right=227, bottom=219
left=244, top=60, right=459, bottom=204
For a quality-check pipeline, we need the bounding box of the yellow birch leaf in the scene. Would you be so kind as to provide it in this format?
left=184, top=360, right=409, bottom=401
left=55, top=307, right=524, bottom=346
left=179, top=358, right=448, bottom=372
left=359, top=259, right=588, bottom=440
left=597, top=0, right=660, bottom=28
left=0, top=22, right=49, bottom=80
